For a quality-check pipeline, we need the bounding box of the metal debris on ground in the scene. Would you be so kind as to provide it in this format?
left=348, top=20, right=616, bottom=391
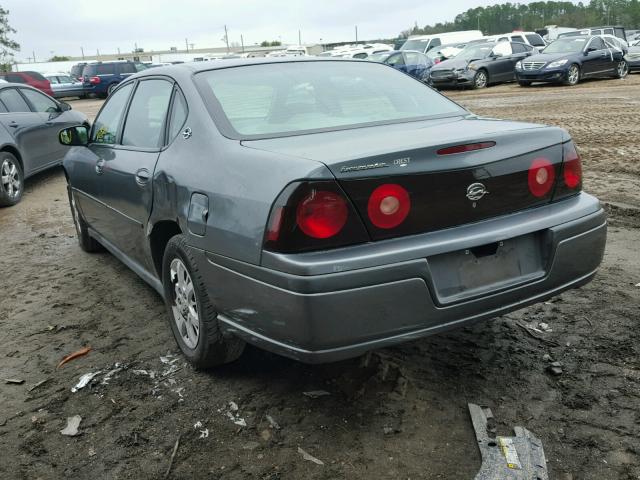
left=546, top=361, right=564, bottom=376
left=57, top=346, right=92, bottom=369
left=71, top=371, right=103, bottom=393
left=266, top=414, right=281, bottom=430
left=303, top=390, right=331, bottom=399
left=60, top=415, right=82, bottom=436
left=226, top=411, right=247, bottom=427
left=28, top=378, right=51, bottom=392
left=164, top=434, right=181, bottom=479
left=468, top=403, right=548, bottom=480
left=298, top=447, right=324, bottom=465
left=4, top=378, right=24, bottom=385
left=228, top=401, right=239, bottom=412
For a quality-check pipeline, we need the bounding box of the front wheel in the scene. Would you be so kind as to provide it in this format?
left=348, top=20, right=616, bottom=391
left=615, top=60, right=628, bottom=79
left=162, top=235, right=245, bottom=368
left=564, top=64, right=580, bottom=86
left=0, top=152, right=24, bottom=207
left=472, top=70, right=488, bottom=89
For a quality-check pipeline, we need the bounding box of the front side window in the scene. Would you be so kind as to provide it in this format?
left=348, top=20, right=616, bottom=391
left=21, top=89, right=58, bottom=112
left=47, top=77, right=59, bottom=84
left=0, top=88, right=31, bottom=112
left=92, top=82, right=133, bottom=144
left=512, top=43, right=531, bottom=54
left=197, top=61, right=465, bottom=138
left=526, top=34, right=545, bottom=47
left=386, top=53, right=405, bottom=66
left=58, top=75, right=73, bottom=83
left=589, top=37, right=606, bottom=50
left=122, top=79, right=173, bottom=148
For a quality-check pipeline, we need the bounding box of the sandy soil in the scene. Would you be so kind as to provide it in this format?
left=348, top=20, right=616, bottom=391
left=1, top=76, right=639, bottom=480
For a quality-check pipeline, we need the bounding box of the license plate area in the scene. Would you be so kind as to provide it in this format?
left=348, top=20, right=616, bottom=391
left=428, top=232, right=548, bottom=305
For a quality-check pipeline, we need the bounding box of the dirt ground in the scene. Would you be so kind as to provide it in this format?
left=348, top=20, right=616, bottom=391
left=1, top=75, right=639, bottom=480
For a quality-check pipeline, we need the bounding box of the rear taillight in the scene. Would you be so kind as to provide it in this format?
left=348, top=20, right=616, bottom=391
left=89, top=76, right=101, bottom=85
left=553, top=141, right=583, bottom=201
left=296, top=190, right=348, bottom=238
left=263, top=181, right=369, bottom=253
left=367, top=184, right=411, bottom=229
left=528, top=158, right=555, bottom=197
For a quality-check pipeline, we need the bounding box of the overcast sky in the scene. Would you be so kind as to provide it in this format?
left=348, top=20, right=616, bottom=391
left=5, top=0, right=514, bottom=61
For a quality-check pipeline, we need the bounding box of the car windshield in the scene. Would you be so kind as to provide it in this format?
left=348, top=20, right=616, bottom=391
left=367, top=52, right=393, bottom=62
left=543, top=38, right=588, bottom=54
left=197, top=61, right=465, bottom=138
left=456, top=45, right=492, bottom=61
left=400, top=39, right=429, bottom=51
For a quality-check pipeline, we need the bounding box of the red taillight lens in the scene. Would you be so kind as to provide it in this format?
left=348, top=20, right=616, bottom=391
left=265, top=206, right=284, bottom=242
left=528, top=158, right=555, bottom=197
left=296, top=190, right=348, bottom=239
left=367, top=184, right=410, bottom=229
left=437, top=142, right=496, bottom=155
left=89, top=76, right=101, bottom=85
left=562, top=142, right=582, bottom=189
left=435, top=58, right=441, bottom=64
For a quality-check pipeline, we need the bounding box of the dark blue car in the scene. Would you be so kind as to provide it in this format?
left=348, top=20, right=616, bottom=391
left=82, top=61, right=147, bottom=97
left=515, top=35, right=628, bottom=86
left=367, top=50, right=433, bottom=82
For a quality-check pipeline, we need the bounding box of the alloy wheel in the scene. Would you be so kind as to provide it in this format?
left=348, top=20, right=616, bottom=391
left=1, top=158, right=21, bottom=200
left=169, top=258, right=200, bottom=349
left=617, top=61, right=628, bottom=78
left=568, top=65, right=579, bottom=85
left=474, top=71, right=487, bottom=88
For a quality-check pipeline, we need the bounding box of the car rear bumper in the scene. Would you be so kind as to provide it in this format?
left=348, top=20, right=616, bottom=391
left=516, top=69, right=567, bottom=83
left=191, top=193, right=606, bottom=363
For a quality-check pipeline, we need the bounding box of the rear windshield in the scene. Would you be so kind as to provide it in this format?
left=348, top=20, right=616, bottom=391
left=25, top=71, right=46, bottom=81
left=197, top=61, right=465, bottom=139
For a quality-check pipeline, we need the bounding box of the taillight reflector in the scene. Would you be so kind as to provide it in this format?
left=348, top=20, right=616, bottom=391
left=563, top=143, right=582, bottom=189
left=265, top=206, right=284, bottom=242
left=367, top=184, right=411, bottom=229
left=437, top=142, right=496, bottom=155
left=528, top=158, right=555, bottom=197
left=296, top=190, right=348, bottom=239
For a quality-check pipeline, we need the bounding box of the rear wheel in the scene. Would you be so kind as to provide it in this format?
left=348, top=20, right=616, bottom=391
left=518, top=80, right=532, bottom=87
left=162, top=235, right=245, bottom=368
left=0, top=152, right=24, bottom=207
left=472, top=69, right=488, bottom=89
left=615, top=60, right=628, bottom=79
left=564, top=64, right=580, bottom=86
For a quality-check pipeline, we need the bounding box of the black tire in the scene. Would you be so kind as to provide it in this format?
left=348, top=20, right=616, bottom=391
left=67, top=186, right=103, bottom=252
left=162, top=234, right=245, bottom=368
left=564, top=64, right=580, bottom=86
left=615, top=60, right=628, bottom=79
left=0, top=152, right=24, bottom=207
left=472, top=69, right=488, bottom=89
left=518, top=80, right=532, bottom=87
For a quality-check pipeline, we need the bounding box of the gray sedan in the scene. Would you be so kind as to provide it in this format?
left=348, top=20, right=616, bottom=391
left=45, top=73, right=86, bottom=99
left=59, top=59, right=606, bottom=367
left=0, top=83, right=87, bottom=206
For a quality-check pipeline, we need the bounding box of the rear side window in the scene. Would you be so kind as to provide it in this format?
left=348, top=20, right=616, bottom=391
left=71, top=65, right=84, bottom=77
left=493, top=42, right=513, bottom=56
left=119, top=63, right=137, bottom=74
left=168, top=89, right=188, bottom=141
left=525, top=34, right=545, bottom=46
left=92, top=83, right=133, bottom=144
left=615, top=28, right=625, bottom=39
left=5, top=74, right=26, bottom=83
left=0, top=101, right=7, bottom=113
left=97, top=64, right=115, bottom=75
left=510, top=35, right=525, bottom=43
left=122, top=79, right=173, bottom=148
left=0, top=88, right=31, bottom=112
left=58, top=75, right=73, bottom=83
left=21, top=89, right=58, bottom=112
left=47, top=76, right=59, bottom=84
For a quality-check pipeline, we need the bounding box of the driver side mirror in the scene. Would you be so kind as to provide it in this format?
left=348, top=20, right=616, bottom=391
left=584, top=47, right=597, bottom=55
left=59, top=125, right=89, bottom=146
left=59, top=101, right=72, bottom=112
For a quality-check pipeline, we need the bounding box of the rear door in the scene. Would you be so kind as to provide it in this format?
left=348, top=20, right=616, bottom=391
left=86, top=78, right=174, bottom=267
left=0, top=87, right=48, bottom=176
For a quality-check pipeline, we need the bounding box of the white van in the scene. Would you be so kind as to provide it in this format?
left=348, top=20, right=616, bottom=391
left=400, top=30, right=483, bottom=53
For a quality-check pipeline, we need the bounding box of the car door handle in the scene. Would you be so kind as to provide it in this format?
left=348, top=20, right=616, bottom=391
left=135, top=168, right=151, bottom=185
left=8, top=121, right=18, bottom=128
left=95, top=159, right=105, bottom=175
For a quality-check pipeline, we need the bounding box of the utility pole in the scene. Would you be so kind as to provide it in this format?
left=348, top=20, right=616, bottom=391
left=240, top=34, right=245, bottom=53
left=298, top=29, right=302, bottom=45
left=355, top=25, right=358, bottom=43
left=32, top=50, right=36, bottom=63
left=81, top=46, right=85, bottom=60
left=185, top=38, right=189, bottom=53
left=117, top=47, right=121, bottom=55
left=97, top=49, right=100, bottom=59
left=224, top=25, right=230, bottom=53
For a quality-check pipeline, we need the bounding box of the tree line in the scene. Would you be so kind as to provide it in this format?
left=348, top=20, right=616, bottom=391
left=401, top=0, right=640, bottom=37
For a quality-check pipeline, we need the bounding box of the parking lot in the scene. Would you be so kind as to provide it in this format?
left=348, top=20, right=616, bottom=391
left=1, top=75, right=639, bottom=480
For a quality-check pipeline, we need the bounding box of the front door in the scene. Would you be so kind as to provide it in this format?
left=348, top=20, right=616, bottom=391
left=582, top=37, right=609, bottom=75
left=488, top=42, right=514, bottom=82
left=80, top=78, right=174, bottom=268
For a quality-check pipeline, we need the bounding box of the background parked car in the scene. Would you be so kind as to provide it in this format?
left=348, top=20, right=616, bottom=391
left=45, top=73, right=86, bottom=99
left=81, top=61, right=148, bottom=97
left=71, top=62, right=88, bottom=81
left=626, top=45, right=640, bottom=72
left=400, top=30, right=483, bottom=53
left=0, top=71, right=54, bottom=96
left=515, top=35, right=628, bottom=86
left=558, top=25, right=627, bottom=41
left=425, top=42, right=468, bottom=63
left=368, top=50, right=434, bottom=81
left=430, top=41, right=534, bottom=89
left=0, top=84, right=88, bottom=207
left=485, top=31, right=547, bottom=51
